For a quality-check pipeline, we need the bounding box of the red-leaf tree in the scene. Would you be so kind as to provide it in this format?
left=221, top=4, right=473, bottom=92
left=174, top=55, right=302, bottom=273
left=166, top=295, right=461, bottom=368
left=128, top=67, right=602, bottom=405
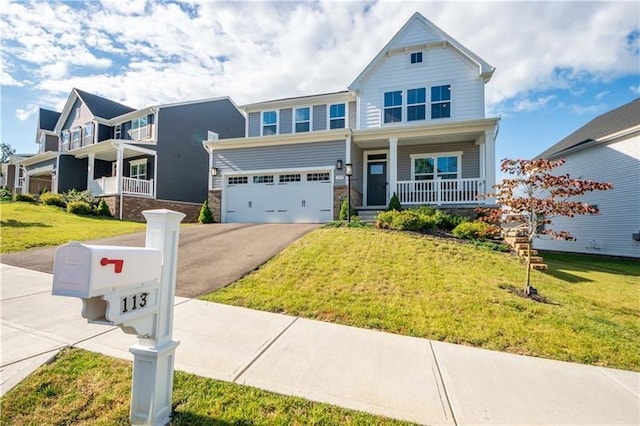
left=479, top=158, right=613, bottom=295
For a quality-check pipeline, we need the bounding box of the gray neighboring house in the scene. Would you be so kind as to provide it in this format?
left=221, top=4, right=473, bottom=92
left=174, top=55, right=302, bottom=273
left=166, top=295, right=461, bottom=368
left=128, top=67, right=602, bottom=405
left=203, top=12, right=499, bottom=223
left=17, top=88, right=245, bottom=221
left=534, top=98, right=640, bottom=258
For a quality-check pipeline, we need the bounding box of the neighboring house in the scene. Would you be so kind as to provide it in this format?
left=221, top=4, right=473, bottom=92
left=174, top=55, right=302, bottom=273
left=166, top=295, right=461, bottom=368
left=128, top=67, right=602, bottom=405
left=3, top=154, right=34, bottom=192
left=533, top=98, right=640, bottom=258
left=203, top=12, right=499, bottom=223
left=18, top=88, right=245, bottom=221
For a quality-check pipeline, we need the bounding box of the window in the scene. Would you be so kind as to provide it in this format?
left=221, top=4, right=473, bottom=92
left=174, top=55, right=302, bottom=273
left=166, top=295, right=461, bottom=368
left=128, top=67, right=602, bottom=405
left=262, top=111, right=277, bottom=135
left=228, top=176, right=248, bottom=185
left=71, top=129, right=81, bottom=149
left=75, top=107, right=81, bottom=119
left=407, top=88, right=426, bottom=121
left=307, top=172, right=330, bottom=182
left=61, top=132, right=70, bottom=151
left=131, top=116, right=149, bottom=140
left=431, top=85, right=451, bottom=119
left=295, top=107, right=310, bottom=133
left=412, top=152, right=461, bottom=180
left=129, top=159, right=147, bottom=180
left=329, top=103, right=345, bottom=129
left=253, top=175, right=274, bottom=184
left=384, top=91, right=402, bottom=123
left=115, top=124, right=121, bottom=139
left=279, top=174, right=301, bottom=183
left=410, top=52, right=423, bottom=64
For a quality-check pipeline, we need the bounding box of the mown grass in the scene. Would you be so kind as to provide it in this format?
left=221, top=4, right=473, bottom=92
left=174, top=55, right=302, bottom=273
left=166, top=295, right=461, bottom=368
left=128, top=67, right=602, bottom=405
left=0, top=348, right=409, bottom=425
left=0, top=201, right=145, bottom=253
left=202, top=227, right=640, bottom=371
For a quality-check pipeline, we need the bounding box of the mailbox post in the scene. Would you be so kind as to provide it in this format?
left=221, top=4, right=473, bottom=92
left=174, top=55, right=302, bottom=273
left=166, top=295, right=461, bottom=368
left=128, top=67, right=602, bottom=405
left=52, top=209, right=185, bottom=426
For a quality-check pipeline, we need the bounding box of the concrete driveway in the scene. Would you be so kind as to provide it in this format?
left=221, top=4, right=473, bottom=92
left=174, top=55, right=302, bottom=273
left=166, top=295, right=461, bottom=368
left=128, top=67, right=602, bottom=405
left=0, top=223, right=319, bottom=298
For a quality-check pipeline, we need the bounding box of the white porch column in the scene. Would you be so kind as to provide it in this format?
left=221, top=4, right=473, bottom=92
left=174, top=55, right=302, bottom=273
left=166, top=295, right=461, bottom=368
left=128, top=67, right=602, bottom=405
left=87, top=153, right=95, bottom=191
left=388, top=137, right=398, bottom=200
left=207, top=146, right=214, bottom=191
left=345, top=133, right=352, bottom=163
left=483, top=130, right=496, bottom=202
left=153, top=154, right=158, bottom=198
left=117, top=146, right=124, bottom=220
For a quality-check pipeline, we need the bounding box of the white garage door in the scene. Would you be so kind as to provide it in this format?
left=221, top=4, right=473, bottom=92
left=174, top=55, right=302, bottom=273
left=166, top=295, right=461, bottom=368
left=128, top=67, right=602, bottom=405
left=224, top=169, right=333, bottom=223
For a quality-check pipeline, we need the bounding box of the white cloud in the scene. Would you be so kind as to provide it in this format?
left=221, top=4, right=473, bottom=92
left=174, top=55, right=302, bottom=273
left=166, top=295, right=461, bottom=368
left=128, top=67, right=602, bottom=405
left=15, top=104, right=38, bottom=121
left=1, top=69, right=23, bottom=87
left=631, top=85, right=640, bottom=95
left=594, top=91, right=610, bottom=101
left=1, top=0, right=638, bottom=113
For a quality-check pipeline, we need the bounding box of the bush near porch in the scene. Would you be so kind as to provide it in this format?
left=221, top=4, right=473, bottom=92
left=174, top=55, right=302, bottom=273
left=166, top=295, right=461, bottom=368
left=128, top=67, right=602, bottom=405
left=202, top=228, right=640, bottom=372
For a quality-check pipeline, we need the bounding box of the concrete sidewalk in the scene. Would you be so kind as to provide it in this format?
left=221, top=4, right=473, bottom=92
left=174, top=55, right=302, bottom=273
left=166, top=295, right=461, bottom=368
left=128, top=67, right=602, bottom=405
left=2, top=263, right=639, bottom=424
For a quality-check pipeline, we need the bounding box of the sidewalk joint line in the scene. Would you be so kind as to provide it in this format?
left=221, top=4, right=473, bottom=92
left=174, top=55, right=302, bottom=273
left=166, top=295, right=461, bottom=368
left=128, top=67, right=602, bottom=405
left=1, top=290, right=52, bottom=302
left=429, top=340, right=458, bottom=426
left=1, top=347, right=65, bottom=368
left=232, top=316, right=299, bottom=383
left=71, top=326, right=120, bottom=347
left=596, top=367, right=640, bottom=398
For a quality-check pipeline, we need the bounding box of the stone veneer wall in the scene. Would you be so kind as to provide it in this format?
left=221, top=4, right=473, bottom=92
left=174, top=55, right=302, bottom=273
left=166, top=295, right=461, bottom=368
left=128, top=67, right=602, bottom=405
left=101, top=195, right=201, bottom=223
left=207, top=189, right=222, bottom=223
left=333, top=186, right=363, bottom=220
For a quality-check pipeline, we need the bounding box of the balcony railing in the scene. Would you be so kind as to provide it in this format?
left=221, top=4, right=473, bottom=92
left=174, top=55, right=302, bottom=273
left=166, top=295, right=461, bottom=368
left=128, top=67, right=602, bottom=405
left=90, top=176, right=154, bottom=197
left=397, top=178, right=485, bottom=205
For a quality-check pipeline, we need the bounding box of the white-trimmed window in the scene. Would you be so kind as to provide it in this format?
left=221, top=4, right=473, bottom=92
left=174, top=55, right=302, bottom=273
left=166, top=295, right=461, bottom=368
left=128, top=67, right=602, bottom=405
left=129, top=159, right=147, bottom=180
left=61, top=132, right=70, bottom=151
left=294, top=107, right=310, bottom=133
left=279, top=173, right=301, bottom=183
left=383, top=90, right=402, bottom=123
left=411, top=152, right=462, bottom=180
left=253, top=175, right=274, bottom=184
left=307, top=172, right=330, bottom=182
left=262, top=111, right=277, bottom=136
left=228, top=176, right=248, bottom=185
left=71, top=128, right=81, bottom=149
left=75, top=106, right=81, bottom=119
left=431, top=85, right=451, bottom=119
left=410, top=52, right=423, bottom=64
left=329, top=103, right=346, bottom=129
left=407, top=88, right=426, bottom=121
left=114, top=124, right=122, bottom=139
left=84, top=123, right=93, bottom=137
left=131, top=116, right=149, bottom=140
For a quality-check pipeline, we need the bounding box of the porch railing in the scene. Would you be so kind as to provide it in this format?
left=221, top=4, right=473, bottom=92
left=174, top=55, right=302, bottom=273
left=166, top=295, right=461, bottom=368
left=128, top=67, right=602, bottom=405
left=397, top=178, right=485, bottom=205
left=89, top=176, right=153, bottom=197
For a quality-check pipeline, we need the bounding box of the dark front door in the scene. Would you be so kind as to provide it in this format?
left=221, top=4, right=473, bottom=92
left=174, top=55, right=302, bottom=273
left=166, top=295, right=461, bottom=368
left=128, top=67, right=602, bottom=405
left=367, top=161, right=387, bottom=205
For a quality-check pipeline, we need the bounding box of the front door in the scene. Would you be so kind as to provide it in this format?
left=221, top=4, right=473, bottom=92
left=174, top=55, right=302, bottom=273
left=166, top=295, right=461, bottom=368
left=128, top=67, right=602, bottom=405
left=367, top=161, right=387, bottom=206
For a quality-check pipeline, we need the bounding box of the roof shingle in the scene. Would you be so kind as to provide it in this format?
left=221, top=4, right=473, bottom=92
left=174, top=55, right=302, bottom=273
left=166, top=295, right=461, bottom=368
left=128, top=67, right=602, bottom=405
left=74, top=88, right=135, bottom=119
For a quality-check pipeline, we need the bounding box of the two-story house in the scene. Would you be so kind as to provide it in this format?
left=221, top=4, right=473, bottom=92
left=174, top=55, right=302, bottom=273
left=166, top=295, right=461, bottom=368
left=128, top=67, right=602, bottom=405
left=203, top=12, right=499, bottom=223
left=18, top=88, right=245, bottom=221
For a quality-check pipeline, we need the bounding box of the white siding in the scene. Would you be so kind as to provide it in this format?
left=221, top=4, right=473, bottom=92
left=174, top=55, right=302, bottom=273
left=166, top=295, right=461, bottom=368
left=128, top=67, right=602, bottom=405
left=359, top=47, right=484, bottom=129
left=394, top=19, right=440, bottom=47
left=534, top=135, right=640, bottom=258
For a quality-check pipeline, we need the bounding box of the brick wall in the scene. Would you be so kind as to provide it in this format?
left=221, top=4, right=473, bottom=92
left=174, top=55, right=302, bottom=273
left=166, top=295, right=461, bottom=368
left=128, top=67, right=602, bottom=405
left=101, top=195, right=202, bottom=223
left=333, top=186, right=362, bottom=220
left=208, top=189, right=222, bottom=223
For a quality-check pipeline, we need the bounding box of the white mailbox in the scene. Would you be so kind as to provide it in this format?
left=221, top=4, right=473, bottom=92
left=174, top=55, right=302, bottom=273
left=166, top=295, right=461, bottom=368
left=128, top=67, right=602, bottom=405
left=52, top=242, right=162, bottom=329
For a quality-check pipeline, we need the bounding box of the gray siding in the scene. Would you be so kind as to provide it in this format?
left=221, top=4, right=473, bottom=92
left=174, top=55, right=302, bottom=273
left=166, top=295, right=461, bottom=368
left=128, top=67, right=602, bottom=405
left=93, top=159, right=112, bottom=179
left=396, top=141, right=479, bottom=180
left=45, top=134, right=59, bottom=152
left=58, top=156, right=88, bottom=193
left=25, top=158, right=57, bottom=173
left=212, top=140, right=345, bottom=188
left=280, top=108, right=293, bottom=134
left=348, top=101, right=357, bottom=129
left=350, top=142, right=363, bottom=192
left=313, top=105, right=327, bottom=131
left=248, top=112, right=260, bottom=137
left=98, top=124, right=112, bottom=142
left=156, top=99, right=245, bottom=203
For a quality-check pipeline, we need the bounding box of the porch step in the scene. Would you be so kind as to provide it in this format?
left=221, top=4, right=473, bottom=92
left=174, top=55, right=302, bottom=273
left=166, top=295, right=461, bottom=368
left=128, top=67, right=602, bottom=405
left=530, top=263, right=548, bottom=271
left=517, top=249, right=539, bottom=257
left=356, top=209, right=384, bottom=221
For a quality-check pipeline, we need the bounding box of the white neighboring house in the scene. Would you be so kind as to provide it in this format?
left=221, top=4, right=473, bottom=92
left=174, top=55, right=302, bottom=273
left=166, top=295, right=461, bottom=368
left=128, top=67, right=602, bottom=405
left=534, top=98, right=640, bottom=258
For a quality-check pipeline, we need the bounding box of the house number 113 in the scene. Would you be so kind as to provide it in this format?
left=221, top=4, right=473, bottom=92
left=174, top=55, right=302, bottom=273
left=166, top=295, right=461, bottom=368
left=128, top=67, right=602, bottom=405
left=121, top=292, right=149, bottom=314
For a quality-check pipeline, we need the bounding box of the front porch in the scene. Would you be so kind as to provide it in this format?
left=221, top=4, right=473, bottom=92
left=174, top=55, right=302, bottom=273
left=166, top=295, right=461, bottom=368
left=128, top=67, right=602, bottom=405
left=89, top=176, right=154, bottom=197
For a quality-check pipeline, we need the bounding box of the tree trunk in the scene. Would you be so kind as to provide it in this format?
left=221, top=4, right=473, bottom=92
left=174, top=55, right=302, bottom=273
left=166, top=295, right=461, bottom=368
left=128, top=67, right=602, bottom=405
left=525, top=238, right=532, bottom=295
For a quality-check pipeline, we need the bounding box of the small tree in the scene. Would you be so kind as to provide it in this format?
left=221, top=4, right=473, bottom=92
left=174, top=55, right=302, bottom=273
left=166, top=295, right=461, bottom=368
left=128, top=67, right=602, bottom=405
left=199, top=199, right=214, bottom=224
left=338, top=197, right=356, bottom=220
left=1, top=142, right=15, bottom=163
left=387, top=192, right=402, bottom=211
left=480, top=158, right=612, bottom=296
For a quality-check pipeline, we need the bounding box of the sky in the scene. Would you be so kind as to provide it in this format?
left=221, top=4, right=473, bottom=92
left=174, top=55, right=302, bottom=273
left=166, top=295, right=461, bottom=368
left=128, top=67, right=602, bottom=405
left=1, top=0, right=639, bottom=166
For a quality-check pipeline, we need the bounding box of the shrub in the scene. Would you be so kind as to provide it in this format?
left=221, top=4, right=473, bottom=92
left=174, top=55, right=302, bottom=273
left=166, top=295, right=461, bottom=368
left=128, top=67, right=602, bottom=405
left=14, top=193, right=36, bottom=203
left=198, top=199, right=214, bottom=224
left=64, top=189, right=97, bottom=207
left=0, top=187, right=12, bottom=201
left=323, top=220, right=344, bottom=228
left=94, top=198, right=112, bottom=217
left=375, top=210, right=395, bottom=229
left=432, top=210, right=466, bottom=231
left=387, top=192, right=402, bottom=211
left=452, top=220, right=500, bottom=240
left=470, top=239, right=510, bottom=252
left=67, top=201, right=93, bottom=215
left=391, top=209, right=435, bottom=231
left=346, top=216, right=370, bottom=228
left=40, top=192, right=65, bottom=207
left=338, top=198, right=356, bottom=220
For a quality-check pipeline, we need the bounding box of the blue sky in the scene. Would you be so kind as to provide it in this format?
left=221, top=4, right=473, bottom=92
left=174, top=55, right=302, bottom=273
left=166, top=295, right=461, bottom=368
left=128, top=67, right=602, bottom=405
left=1, top=1, right=639, bottom=165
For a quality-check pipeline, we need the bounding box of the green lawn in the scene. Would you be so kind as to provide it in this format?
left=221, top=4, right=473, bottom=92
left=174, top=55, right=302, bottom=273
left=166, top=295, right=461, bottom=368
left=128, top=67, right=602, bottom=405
left=202, top=227, right=640, bottom=371
left=0, top=202, right=146, bottom=253
left=0, top=349, right=409, bottom=425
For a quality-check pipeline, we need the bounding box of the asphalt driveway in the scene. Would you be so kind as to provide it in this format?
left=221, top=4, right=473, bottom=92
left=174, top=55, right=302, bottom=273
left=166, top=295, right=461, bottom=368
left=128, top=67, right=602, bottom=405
left=1, top=223, right=319, bottom=298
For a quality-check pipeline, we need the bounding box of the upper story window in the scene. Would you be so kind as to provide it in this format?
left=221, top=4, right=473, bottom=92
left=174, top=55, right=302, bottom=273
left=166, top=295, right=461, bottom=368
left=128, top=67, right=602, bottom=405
left=129, top=159, right=147, bottom=180
left=295, top=107, right=310, bottom=133
left=410, top=52, right=423, bottom=64
left=131, top=116, right=149, bottom=140
left=84, top=123, right=93, bottom=139
left=431, top=85, right=451, bottom=119
left=61, top=132, right=70, bottom=151
left=411, top=152, right=461, bottom=180
left=115, top=124, right=121, bottom=139
left=329, top=103, right=345, bottom=129
left=383, top=91, right=402, bottom=123
left=262, top=111, right=277, bottom=136
left=75, top=107, right=81, bottom=119
left=407, top=88, right=426, bottom=121
left=71, top=128, right=81, bottom=149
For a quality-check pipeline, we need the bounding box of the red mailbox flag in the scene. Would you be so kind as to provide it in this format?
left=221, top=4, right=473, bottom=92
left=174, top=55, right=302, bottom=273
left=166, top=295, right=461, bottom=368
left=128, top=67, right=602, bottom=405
left=100, top=257, right=124, bottom=273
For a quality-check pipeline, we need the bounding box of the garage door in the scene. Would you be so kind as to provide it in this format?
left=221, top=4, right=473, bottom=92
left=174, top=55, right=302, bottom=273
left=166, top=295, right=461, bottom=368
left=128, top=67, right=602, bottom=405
left=224, top=170, right=333, bottom=223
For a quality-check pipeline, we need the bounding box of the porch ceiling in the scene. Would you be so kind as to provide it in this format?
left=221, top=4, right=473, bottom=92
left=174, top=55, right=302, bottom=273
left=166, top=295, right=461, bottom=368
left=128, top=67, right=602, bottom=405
left=71, top=140, right=156, bottom=161
left=354, top=130, right=483, bottom=149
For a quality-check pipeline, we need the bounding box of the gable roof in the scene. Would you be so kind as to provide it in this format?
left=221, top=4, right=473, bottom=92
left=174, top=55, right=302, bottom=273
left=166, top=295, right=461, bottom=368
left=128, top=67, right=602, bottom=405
left=349, top=12, right=495, bottom=92
left=38, top=108, right=61, bottom=131
left=538, top=98, right=640, bottom=159
left=74, top=88, right=135, bottom=119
